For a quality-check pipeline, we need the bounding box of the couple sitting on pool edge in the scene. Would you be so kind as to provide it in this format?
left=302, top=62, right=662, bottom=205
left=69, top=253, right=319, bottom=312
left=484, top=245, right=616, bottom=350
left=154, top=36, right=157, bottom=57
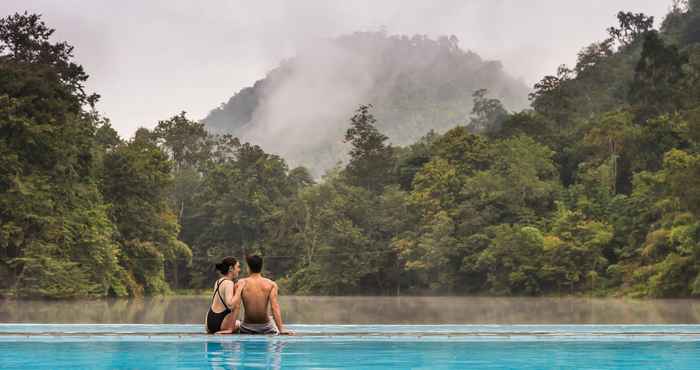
left=205, top=254, right=293, bottom=335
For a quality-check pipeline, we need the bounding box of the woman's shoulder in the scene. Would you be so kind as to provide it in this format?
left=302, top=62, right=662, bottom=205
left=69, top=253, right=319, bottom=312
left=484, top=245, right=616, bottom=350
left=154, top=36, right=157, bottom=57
left=216, top=277, right=235, bottom=286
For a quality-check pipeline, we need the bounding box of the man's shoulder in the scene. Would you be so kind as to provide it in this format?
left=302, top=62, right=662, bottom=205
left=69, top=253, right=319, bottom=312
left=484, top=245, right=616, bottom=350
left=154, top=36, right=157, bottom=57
left=237, top=276, right=275, bottom=288
left=262, top=277, right=277, bottom=286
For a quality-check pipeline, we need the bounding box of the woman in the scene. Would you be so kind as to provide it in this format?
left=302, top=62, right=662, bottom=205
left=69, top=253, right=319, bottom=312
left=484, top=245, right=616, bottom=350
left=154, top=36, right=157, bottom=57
left=205, top=256, right=246, bottom=334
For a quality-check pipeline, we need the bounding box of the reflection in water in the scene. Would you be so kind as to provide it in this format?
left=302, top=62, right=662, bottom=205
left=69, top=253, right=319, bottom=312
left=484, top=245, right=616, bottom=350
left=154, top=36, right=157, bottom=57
left=267, top=341, right=286, bottom=370
left=205, top=339, right=285, bottom=369
left=206, top=340, right=241, bottom=369
left=1, top=296, right=700, bottom=324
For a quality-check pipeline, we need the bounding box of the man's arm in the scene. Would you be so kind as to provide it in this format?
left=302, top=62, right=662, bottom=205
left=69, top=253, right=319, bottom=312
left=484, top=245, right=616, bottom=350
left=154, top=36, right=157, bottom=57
left=269, top=282, right=292, bottom=335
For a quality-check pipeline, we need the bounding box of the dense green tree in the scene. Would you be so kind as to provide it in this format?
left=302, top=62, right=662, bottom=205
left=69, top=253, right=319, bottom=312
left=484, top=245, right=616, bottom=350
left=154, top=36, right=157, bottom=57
left=288, top=166, right=315, bottom=190
left=393, top=132, right=558, bottom=293
left=94, top=119, right=122, bottom=150
left=476, top=225, right=545, bottom=295
left=0, top=12, right=98, bottom=111
left=430, top=126, right=491, bottom=175
left=617, top=158, right=700, bottom=298
left=101, top=135, right=191, bottom=295
left=394, top=210, right=460, bottom=291
left=529, top=65, right=575, bottom=121
left=282, top=174, right=396, bottom=294
left=394, top=130, right=437, bottom=191
left=151, top=112, right=212, bottom=226
left=469, top=89, right=508, bottom=132
left=540, top=204, right=612, bottom=293
left=343, top=105, right=395, bottom=192
left=184, top=142, right=297, bottom=286
left=607, top=11, right=655, bottom=47
left=153, top=112, right=211, bottom=172
left=630, top=31, right=688, bottom=121
left=664, top=149, right=700, bottom=216
left=0, top=13, right=123, bottom=298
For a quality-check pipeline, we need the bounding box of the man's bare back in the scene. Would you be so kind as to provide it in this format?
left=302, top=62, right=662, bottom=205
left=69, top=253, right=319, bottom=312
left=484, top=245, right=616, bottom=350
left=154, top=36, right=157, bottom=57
left=237, top=255, right=292, bottom=335
left=240, top=275, right=276, bottom=324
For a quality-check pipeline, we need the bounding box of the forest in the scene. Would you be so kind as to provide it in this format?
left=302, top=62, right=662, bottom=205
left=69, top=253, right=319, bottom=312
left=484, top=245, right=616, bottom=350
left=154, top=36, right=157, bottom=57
left=1, top=1, right=700, bottom=298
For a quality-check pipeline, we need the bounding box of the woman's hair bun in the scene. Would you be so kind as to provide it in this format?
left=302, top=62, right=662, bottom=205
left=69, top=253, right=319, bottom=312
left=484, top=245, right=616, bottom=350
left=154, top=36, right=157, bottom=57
left=215, top=257, right=238, bottom=275
left=215, top=262, right=225, bottom=273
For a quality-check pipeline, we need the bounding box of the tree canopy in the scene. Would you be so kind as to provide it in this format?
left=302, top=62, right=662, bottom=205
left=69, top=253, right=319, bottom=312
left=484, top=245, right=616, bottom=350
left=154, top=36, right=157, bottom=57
left=4, top=5, right=700, bottom=298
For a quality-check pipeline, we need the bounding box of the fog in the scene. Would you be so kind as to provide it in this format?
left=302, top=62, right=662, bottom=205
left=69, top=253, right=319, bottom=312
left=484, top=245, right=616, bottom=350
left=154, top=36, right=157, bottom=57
left=226, top=32, right=535, bottom=172
left=4, top=296, right=700, bottom=324
left=241, top=38, right=375, bottom=170
left=0, top=0, right=671, bottom=140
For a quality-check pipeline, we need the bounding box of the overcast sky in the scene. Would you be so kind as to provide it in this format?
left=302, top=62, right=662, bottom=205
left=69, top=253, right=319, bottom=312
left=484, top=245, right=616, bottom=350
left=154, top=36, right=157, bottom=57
left=1, top=0, right=672, bottom=139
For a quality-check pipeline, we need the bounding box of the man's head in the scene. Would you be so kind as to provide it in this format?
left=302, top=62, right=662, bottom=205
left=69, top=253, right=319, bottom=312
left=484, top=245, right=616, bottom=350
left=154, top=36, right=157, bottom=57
left=246, top=254, right=263, bottom=273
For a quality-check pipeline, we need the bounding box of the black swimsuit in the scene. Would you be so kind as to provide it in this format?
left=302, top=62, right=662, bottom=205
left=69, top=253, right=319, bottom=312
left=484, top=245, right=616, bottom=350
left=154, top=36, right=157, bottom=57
left=206, top=279, right=232, bottom=333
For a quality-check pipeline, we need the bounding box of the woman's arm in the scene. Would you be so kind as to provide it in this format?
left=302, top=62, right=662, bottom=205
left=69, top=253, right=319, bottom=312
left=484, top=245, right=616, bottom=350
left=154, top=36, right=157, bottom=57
left=225, top=279, right=246, bottom=308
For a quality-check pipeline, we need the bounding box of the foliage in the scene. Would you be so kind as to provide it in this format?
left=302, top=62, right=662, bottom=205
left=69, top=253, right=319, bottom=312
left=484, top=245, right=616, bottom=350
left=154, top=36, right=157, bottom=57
left=607, top=11, right=655, bottom=47
left=0, top=13, right=123, bottom=298
left=343, top=105, right=395, bottom=192
left=7, top=4, right=700, bottom=298
left=101, top=136, right=190, bottom=295
left=469, top=89, right=508, bottom=132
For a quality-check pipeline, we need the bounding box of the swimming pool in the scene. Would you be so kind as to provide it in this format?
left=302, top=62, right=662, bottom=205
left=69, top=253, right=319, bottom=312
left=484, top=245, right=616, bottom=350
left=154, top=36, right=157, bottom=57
left=2, top=324, right=700, bottom=369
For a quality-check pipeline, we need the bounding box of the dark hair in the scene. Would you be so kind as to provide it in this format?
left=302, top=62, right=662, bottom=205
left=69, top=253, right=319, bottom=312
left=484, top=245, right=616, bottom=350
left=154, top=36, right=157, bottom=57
left=246, top=254, right=263, bottom=273
left=215, top=256, right=238, bottom=275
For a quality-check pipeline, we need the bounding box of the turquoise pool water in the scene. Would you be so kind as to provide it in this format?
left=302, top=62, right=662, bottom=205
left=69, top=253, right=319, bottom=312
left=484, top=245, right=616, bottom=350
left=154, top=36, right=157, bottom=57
left=2, top=324, right=700, bottom=369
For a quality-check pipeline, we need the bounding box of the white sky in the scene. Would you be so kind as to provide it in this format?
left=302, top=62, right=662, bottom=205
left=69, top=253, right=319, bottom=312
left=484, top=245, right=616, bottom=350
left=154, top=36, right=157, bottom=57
left=0, top=0, right=673, bottom=139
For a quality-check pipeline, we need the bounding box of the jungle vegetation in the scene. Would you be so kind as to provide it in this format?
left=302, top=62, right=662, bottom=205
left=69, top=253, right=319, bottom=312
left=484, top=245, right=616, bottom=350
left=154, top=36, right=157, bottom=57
left=2, top=2, right=700, bottom=298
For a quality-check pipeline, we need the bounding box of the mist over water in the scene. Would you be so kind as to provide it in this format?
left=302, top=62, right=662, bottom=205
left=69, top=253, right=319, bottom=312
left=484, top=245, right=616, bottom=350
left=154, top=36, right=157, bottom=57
left=3, top=297, right=700, bottom=324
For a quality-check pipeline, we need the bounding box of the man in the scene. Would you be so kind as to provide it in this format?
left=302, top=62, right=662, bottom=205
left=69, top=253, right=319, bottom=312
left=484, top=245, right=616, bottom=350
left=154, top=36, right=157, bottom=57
left=235, top=254, right=293, bottom=335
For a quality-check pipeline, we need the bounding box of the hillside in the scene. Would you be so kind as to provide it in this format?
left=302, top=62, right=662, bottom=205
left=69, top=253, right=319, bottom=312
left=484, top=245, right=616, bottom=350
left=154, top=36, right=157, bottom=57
left=202, top=32, right=530, bottom=174
left=6, top=3, right=700, bottom=298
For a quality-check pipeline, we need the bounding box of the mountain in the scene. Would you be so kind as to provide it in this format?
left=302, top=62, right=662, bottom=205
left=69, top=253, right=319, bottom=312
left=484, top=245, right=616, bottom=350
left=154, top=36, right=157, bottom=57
left=202, top=31, right=530, bottom=175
